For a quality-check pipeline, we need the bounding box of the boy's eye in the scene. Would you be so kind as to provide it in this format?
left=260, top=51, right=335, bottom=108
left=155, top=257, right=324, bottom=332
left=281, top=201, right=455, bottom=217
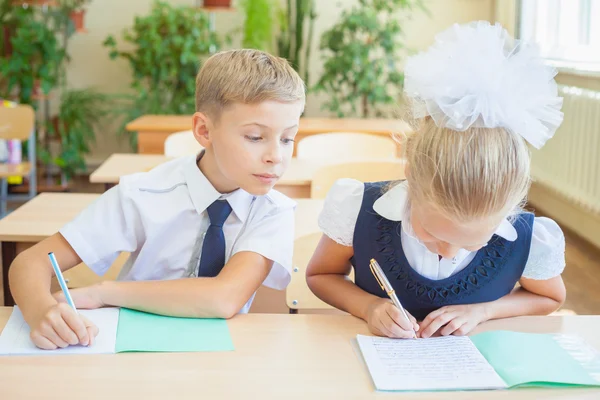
left=282, top=138, right=295, bottom=145
left=245, top=135, right=262, bottom=142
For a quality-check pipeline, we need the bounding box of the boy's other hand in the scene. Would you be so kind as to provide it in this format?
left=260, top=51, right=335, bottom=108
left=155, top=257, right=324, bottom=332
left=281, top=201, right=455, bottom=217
left=53, top=283, right=105, bottom=310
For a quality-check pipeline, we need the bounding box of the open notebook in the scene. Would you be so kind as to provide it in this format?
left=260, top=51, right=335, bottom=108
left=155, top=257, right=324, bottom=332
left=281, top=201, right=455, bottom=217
left=357, top=331, right=600, bottom=392
left=0, top=306, right=234, bottom=355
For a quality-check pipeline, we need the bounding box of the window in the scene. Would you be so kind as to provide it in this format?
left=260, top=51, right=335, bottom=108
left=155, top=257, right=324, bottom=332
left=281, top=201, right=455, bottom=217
left=519, top=0, right=600, bottom=72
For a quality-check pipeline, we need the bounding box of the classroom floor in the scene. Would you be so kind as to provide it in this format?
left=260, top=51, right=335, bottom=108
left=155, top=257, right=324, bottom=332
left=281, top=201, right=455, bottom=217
left=1, top=175, right=599, bottom=315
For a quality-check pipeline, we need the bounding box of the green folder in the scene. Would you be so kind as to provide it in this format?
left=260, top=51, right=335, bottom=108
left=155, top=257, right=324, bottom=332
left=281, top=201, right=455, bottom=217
left=115, top=308, right=234, bottom=353
left=471, top=331, right=599, bottom=388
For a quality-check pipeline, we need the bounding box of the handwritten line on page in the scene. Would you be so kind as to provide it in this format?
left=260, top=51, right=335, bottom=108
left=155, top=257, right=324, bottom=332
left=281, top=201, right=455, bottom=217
left=0, top=306, right=119, bottom=355
left=356, top=334, right=507, bottom=391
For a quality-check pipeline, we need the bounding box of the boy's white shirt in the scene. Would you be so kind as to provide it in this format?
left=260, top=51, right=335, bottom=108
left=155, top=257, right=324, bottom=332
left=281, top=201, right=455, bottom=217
left=318, top=179, right=565, bottom=281
left=60, top=154, right=296, bottom=314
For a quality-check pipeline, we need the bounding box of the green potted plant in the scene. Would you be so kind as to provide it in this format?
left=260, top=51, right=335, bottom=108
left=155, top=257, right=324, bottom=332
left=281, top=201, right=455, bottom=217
left=240, top=0, right=275, bottom=51
left=275, top=0, right=316, bottom=85
left=104, top=0, right=220, bottom=149
left=314, top=0, right=427, bottom=118
left=42, top=88, right=111, bottom=180
left=0, top=6, right=66, bottom=104
left=0, top=1, right=109, bottom=188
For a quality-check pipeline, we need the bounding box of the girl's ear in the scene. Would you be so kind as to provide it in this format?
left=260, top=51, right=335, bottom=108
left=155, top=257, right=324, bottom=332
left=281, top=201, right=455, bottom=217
left=192, top=112, right=211, bottom=148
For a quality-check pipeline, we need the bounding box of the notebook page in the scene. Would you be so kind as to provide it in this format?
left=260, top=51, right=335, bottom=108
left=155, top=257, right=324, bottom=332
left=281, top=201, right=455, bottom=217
left=0, top=306, right=119, bottom=355
left=356, top=334, right=507, bottom=391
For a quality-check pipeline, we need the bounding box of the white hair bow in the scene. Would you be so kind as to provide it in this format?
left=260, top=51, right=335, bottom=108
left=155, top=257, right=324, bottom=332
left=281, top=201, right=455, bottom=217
left=404, top=21, right=564, bottom=149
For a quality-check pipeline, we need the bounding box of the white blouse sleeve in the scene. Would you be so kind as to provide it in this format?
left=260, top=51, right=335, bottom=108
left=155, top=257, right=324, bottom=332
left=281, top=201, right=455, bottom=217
left=317, top=178, right=365, bottom=247
left=521, top=217, right=566, bottom=280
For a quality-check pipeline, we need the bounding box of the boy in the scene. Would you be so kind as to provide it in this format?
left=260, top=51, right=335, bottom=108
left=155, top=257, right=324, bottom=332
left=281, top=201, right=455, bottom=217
left=9, top=49, right=305, bottom=350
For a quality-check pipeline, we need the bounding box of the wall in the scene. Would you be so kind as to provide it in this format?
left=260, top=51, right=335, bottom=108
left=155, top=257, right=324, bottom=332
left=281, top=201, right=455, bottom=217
left=60, top=0, right=494, bottom=163
left=493, top=0, right=600, bottom=248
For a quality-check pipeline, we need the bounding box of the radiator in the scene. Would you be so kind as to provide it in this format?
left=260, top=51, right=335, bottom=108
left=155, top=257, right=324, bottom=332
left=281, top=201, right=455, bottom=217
left=530, top=85, right=600, bottom=216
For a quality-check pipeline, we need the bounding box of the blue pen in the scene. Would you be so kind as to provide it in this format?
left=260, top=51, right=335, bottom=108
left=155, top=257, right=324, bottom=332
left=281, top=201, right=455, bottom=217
left=48, top=252, right=77, bottom=312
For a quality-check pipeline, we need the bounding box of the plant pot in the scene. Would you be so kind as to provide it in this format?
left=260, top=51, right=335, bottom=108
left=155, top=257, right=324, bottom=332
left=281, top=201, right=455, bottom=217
left=11, top=0, right=57, bottom=6
left=203, top=0, right=231, bottom=8
left=70, top=10, right=86, bottom=32
left=1, top=26, right=13, bottom=57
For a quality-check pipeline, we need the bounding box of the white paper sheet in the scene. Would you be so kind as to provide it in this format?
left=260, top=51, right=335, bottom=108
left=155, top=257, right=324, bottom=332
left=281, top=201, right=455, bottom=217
left=0, top=306, right=119, bottom=355
left=356, top=334, right=507, bottom=391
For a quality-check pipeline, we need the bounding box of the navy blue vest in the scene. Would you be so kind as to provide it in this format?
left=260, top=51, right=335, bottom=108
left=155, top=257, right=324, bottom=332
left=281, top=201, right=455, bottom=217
left=351, top=182, right=534, bottom=321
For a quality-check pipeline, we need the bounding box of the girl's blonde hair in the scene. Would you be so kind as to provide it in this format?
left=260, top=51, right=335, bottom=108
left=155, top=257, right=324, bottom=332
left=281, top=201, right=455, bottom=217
left=398, top=116, right=531, bottom=223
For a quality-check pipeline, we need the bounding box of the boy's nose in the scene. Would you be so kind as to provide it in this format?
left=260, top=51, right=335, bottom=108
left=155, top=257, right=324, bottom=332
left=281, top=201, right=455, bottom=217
left=265, top=144, right=283, bottom=164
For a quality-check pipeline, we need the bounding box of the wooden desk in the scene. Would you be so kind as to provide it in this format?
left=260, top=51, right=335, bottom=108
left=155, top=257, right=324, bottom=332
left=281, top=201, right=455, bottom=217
left=126, top=115, right=409, bottom=155
left=1, top=309, right=599, bottom=399
left=0, top=193, right=322, bottom=307
left=90, top=154, right=327, bottom=198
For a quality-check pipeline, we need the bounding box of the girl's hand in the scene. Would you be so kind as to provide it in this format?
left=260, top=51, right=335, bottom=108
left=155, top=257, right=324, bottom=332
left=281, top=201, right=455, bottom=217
left=419, top=304, right=489, bottom=338
left=366, top=298, right=419, bottom=339
left=53, top=283, right=105, bottom=310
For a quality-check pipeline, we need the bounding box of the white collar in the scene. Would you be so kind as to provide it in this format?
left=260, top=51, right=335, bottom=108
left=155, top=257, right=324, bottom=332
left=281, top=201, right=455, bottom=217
left=183, top=154, right=254, bottom=222
left=372, top=181, right=518, bottom=242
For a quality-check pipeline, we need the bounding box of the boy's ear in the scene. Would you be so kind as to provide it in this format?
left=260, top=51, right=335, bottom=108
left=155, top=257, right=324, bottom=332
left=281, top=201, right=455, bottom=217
left=192, top=112, right=211, bottom=147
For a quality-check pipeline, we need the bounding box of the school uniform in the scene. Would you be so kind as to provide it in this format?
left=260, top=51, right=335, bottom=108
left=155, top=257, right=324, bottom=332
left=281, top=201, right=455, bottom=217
left=60, top=154, right=296, bottom=313
left=318, top=179, right=565, bottom=320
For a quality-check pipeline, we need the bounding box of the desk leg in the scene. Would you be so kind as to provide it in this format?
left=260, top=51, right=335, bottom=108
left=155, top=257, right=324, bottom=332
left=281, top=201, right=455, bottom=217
left=289, top=308, right=298, bottom=314
left=2, top=241, right=16, bottom=306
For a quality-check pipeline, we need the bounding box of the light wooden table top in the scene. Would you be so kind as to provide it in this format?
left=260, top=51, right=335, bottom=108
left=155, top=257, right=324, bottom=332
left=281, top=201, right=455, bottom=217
left=126, top=115, right=410, bottom=135
left=0, top=192, right=323, bottom=243
left=90, top=154, right=326, bottom=186
left=1, top=308, right=599, bottom=399
left=0, top=193, right=100, bottom=242
left=89, top=154, right=170, bottom=183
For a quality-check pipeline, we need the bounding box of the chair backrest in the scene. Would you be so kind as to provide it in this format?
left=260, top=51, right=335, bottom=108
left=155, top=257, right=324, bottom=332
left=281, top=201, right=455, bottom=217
left=287, top=232, right=348, bottom=311
left=164, top=130, right=203, bottom=157
left=311, top=160, right=406, bottom=199
left=296, top=132, right=397, bottom=161
left=0, top=104, right=35, bottom=141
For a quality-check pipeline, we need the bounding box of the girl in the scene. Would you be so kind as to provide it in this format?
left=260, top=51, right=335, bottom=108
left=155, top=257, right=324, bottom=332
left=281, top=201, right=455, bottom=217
left=306, top=21, right=566, bottom=339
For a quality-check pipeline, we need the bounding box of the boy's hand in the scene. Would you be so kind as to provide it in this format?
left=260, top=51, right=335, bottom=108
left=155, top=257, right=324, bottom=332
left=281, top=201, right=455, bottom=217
left=53, top=283, right=105, bottom=310
left=366, top=298, right=419, bottom=339
left=419, top=304, right=489, bottom=338
left=30, top=303, right=99, bottom=350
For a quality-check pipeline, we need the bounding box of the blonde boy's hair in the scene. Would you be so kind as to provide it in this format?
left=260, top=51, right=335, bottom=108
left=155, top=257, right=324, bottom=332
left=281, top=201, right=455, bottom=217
left=195, top=49, right=305, bottom=119
left=398, top=115, right=531, bottom=223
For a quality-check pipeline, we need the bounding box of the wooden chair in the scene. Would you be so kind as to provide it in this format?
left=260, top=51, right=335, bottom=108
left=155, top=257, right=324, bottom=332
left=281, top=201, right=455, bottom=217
left=287, top=232, right=355, bottom=313
left=0, top=104, right=37, bottom=217
left=310, top=160, right=406, bottom=199
left=164, top=130, right=203, bottom=157
left=296, top=132, right=398, bottom=161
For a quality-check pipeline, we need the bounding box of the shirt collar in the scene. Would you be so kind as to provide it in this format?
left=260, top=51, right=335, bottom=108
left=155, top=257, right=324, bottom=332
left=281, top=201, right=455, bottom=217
left=183, top=153, right=254, bottom=222
left=372, top=181, right=518, bottom=242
